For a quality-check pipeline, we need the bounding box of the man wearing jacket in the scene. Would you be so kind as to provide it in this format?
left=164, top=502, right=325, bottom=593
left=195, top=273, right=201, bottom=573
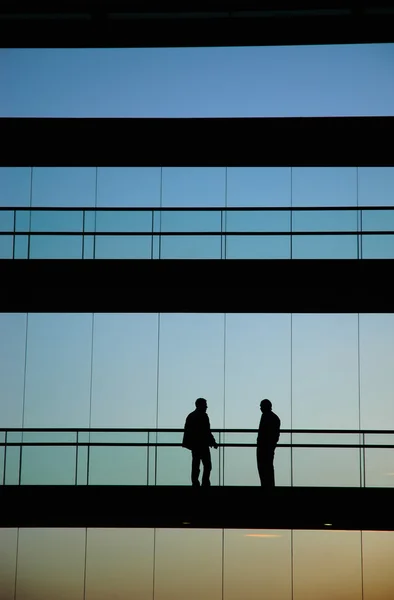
left=182, top=397, right=218, bottom=487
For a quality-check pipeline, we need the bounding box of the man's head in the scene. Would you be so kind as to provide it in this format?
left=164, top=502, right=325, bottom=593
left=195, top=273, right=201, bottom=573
left=260, top=399, right=272, bottom=413
left=195, top=397, right=208, bottom=412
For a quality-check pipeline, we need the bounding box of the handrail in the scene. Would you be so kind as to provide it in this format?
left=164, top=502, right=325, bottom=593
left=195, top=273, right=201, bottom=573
left=1, top=428, right=393, bottom=433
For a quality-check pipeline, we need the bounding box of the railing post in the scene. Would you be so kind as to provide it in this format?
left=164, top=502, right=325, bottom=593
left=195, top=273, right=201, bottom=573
left=75, top=431, right=79, bottom=486
left=362, top=432, right=366, bottom=488
left=146, top=431, right=150, bottom=486
left=2, top=431, right=7, bottom=486
left=218, top=432, right=221, bottom=486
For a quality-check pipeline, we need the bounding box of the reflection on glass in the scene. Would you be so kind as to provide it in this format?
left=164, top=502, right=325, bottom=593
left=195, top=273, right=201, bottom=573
left=293, top=530, right=362, bottom=600
left=291, top=235, right=358, bottom=259
left=24, top=314, right=92, bottom=428
left=226, top=235, right=290, bottom=259
left=359, top=315, right=394, bottom=430
left=97, top=167, right=161, bottom=207
left=0, top=167, right=31, bottom=207
left=292, top=448, right=361, bottom=487
left=160, top=210, right=221, bottom=232
left=85, top=529, right=154, bottom=599
left=361, top=234, right=394, bottom=258
left=32, top=167, right=96, bottom=207
left=361, top=209, right=394, bottom=231
left=162, top=167, right=225, bottom=207
left=224, top=529, right=292, bottom=600
left=30, top=210, right=84, bottom=232
left=358, top=167, right=394, bottom=207
left=363, top=531, right=394, bottom=600
left=95, top=210, right=152, bottom=232
left=292, top=210, right=358, bottom=232
left=292, top=315, right=359, bottom=429
left=227, top=167, right=291, bottom=207
left=225, top=210, right=290, bottom=232
left=292, top=167, right=357, bottom=207
left=160, top=235, right=221, bottom=258
left=0, top=528, right=18, bottom=599
left=29, top=235, right=83, bottom=259
left=94, top=235, right=152, bottom=259
left=0, top=235, right=13, bottom=258
left=154, top=529, right=222, bottom=600
left=91, top=314, right=159, bottom=428
left=0, top=313, right=26, bottom=427
left=16, top=528, right=86, bottom=600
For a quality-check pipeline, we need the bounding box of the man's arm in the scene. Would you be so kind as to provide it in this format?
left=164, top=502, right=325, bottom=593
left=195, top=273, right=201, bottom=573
left=207, top=415, right=218, bottom=449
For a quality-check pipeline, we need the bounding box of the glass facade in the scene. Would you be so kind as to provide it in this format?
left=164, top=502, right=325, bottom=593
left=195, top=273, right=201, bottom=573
left=1, top=167, right=394, bottom=259
left=1, top=527, right=393, bottom=599
left=1, top=313, right=393, bottom=487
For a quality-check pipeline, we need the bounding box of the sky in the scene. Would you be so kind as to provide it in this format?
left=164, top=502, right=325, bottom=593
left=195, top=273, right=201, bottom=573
left=1, top=44, right=394, bottom=117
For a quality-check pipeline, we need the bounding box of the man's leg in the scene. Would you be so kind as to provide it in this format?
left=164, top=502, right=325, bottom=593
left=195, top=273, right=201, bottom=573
left=191, top=450, right=201, bottom=486
left=256, top=447, right=264, bottom=486
left=201, top=447, right=212, bottom=486
left=257, top=446, right=275, bottom=488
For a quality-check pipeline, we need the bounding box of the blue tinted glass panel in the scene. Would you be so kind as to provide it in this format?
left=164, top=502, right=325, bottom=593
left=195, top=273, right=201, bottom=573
left=226, top=235, right=290, bottom=259
left=227, top=167, right=291, bottom=207
left=30, top=210, right=83, bottom=232
left=0, top=236, right=13, bottom=258
left=160, top=210, right=221, bottom=233
left=292, top=210, right=358, bottom=232
left=20, top=446, right=76, bottom=485
left=362, top=235, right=394, bottom=258
left=0, top=167, right=31, bottom=207
left=162, top=167, right=225, bottom=207
left=76, top=445, right=88, bottom=485
left=4, top=446, right=20, bottom=484
left=14, top=235, right=28, bottom=259
left=94, top=235, right=151, bottom=258
left=83, top=235, right=94, bottom=259
left=292, top=448, right=360, bottom=487
left=95, top=210, right=152, bottom=232
left=88, top=447, right=147, bottom=485
left=15, top=210, right=30, bottom=232
left=97, top=167, right=161, bottom=207
left=29, top=235, right=83, bottom=259
left=292, top=235, right=358, bottom=259
left=0, top=211, right=14, bottom=232
left=225, top=210, right=290, bottom=232
left=361, top=209, right=394, bottom=231
left=292, top=167, right=357, bottom=207
left=84, top=210, right=96, bottom=233
left=160, top=235, right=221, bottom=259
left=152, top=235, right=160, bottom=259
left=358, top=167, right=394, bottom=207
left=32, top=167, right=96, bottom=207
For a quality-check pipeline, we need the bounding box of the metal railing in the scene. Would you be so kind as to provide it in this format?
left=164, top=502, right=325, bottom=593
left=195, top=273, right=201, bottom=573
left=2, top=428, right=394, bottom=487
left=0, top=206, right=393, bottom=259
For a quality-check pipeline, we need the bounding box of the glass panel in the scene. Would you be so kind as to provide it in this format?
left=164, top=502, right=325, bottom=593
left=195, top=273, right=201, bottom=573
left=224, top=529, right=292, bottom=600
left=4, top=446, right=20, bottom=485
left=293, top=531, right=362, bottom=599
left=76, top=445, right=88, bottom=485
left=30, top=210, right=83, bottom=232
left=225, top=209, right=290, bottom=232
left=292, top=235, right=358, bottom=259
left=292, top=448, right=361, bottom=486
left=94, top=235, right=152, bottom=259
left=0, top=528, right=18, bottom=599
left=0, top=167, right=31, bottom=207
left=14, top=235, right=28, bottom=259
left=0, top=210, right=14, bottom=232
left=362, top=209, right=394, bottom=231
left=363, top=531, right=394, bottom=600
left=29, top=235, right=83, bottom=259
left=24, top=314, right=92, bottom=428
left=154, top=529, right=222, bottom=600
left=85, top=529, right=154, bottom=599
left=225, top=235, right=290, bottom=259
left=16, top=528, right=86, bottom=600
left=365, top=448, right=394, bottom=487
left=97, top=167, right=161, bottom=207
left=362, top=234, right=394, bottom=258
left=162, top=167, right=225, bottom=207
left=292, top=209, right=358, bottom=232
left=156, top=444, right=219, bottom=486
left=224, top=446, right=291, bottom=486
left=20, top=446, right=76, bottom=485
left=95, top=210, right=152, bottom=232
left=91, top=314, right=158, bottom=428
left=160, top=210, right=221, bottom=233
left=0, top=236, right=13, bottom=258
left=88, top=447, right=147, bottom=485
left=292, top=315, right=359, bottom=429
left=225, top=314, right=291, bottom=429
left=84, top=210, right=96, bottom=233
left=0, top=314, right=26, bottom=427
left=83, top=235, right=94, bottom=259
left=360, top=315, right=394, bottom=431
left=15, top=209, right=30, bottom=231
left=160, top=235, right=221, bottom=259
left=292, top=167, right=357, bottom=207
left=32, top=167, right=96, bottom=207
left=226, top=167, right=291, bottom=207
left=358, top=167, right=394, bottom=207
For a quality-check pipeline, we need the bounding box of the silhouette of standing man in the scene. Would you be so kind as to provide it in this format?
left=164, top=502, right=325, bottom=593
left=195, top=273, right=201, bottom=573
left=257, top=399, right=281, bottom=488
left=182, top=398, right=218, bottom=487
